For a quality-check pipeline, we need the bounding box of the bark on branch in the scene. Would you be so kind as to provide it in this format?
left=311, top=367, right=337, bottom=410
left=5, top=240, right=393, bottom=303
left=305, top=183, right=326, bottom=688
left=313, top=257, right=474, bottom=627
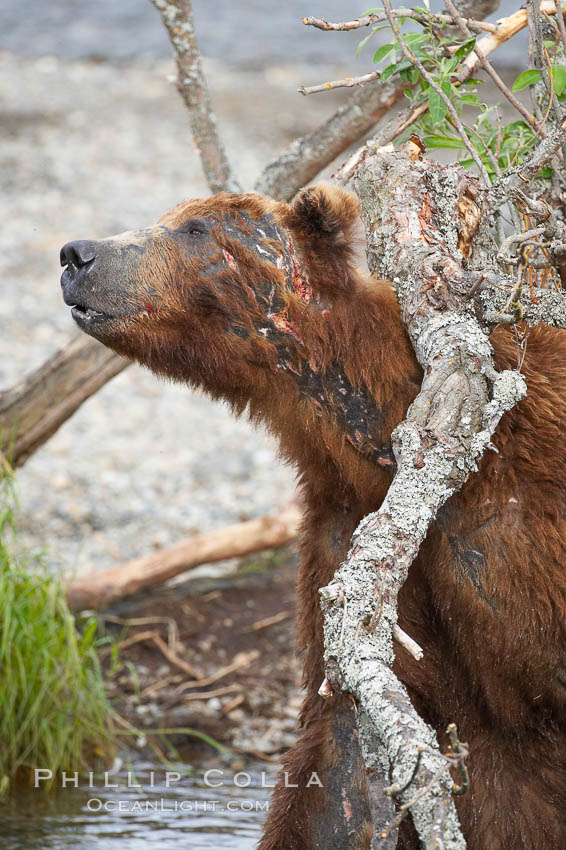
left=149, top=0, right=240, bottom=193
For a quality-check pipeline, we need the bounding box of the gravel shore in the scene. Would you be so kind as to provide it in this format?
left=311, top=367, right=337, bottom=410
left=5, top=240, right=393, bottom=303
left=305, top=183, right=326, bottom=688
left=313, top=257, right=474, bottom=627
left=0, top=49, right=353, bottom=576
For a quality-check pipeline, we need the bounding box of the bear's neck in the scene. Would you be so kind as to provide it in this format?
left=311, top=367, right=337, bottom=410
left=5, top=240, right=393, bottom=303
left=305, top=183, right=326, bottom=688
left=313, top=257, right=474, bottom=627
left=249, top=279, right=422, bottom=504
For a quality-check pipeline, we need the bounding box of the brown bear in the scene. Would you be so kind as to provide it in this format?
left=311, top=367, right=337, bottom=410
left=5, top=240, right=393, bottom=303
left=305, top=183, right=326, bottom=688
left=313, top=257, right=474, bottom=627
left=60, top=184, right=566, bottom=850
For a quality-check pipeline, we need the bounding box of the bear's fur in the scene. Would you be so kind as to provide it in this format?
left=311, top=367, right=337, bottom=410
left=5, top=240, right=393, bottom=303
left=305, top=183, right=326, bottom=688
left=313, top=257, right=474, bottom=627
left=60, top=184, right=566, bottom=849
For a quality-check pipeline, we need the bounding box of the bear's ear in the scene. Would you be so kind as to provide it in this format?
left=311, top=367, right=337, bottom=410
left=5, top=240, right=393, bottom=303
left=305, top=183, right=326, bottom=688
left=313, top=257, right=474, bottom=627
left=290, top=183, right=370, bottom=275
left=291, top=183, right=360, bottom=238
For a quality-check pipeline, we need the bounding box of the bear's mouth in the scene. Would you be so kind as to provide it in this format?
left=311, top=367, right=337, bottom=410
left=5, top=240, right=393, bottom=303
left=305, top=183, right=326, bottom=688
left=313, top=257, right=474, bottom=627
left=70, top=304, right=115, bottom=326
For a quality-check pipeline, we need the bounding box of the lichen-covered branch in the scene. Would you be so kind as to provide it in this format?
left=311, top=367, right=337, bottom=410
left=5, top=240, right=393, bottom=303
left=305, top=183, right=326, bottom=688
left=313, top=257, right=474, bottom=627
left=255, top=78, right=407, bottom=201
left=150, top=0, right=240, bottom=193
left=319, top=152, right=530, bottom=847
left=479, top=281, right=566, bottom=328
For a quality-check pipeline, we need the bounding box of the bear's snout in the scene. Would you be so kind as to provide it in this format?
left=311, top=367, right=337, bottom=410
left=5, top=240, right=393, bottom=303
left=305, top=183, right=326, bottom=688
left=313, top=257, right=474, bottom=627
left=60, top=239, right=99, bottom=312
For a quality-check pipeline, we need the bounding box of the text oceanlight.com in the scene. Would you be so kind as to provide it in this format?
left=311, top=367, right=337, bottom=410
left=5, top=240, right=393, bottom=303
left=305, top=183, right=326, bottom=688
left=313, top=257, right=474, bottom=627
left=86, top=798, right=271, bottom=813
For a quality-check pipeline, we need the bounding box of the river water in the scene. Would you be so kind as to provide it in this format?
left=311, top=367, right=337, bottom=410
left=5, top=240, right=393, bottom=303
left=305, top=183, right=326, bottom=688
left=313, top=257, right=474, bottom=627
left=2, top=0, right=525, bottom=68
left=1, top=764, right=271, bottom=849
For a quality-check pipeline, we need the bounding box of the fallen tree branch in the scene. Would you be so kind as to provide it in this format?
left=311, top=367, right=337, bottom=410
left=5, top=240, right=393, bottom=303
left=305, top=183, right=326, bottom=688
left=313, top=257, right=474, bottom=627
left=319, top=150, right=533, bottom=848
left=66, top=503, right=302, bottom=611
left=0, top=335, right=128, bottom=468
left=256, top=78, right=407, bottom=200
left=149, top=0, right=240, bottom=193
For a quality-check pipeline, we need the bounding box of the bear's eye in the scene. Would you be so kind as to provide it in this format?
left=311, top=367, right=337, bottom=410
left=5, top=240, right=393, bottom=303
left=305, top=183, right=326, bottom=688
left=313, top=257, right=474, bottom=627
left=179, top=219, right=208, bottom=237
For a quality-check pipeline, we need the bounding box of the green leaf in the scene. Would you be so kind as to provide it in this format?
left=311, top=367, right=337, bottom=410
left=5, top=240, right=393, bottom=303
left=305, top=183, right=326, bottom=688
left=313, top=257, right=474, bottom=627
left=356, top=25, right=389, bottom=57
left=512, top=69, right=541, bottom=91
left=423, top=135, right=466, bottom=149
left=400, top=67, right=419, bottom=84
left=551, top=64, right=566, bottom=96
left=454, top=36, right=476, bottom=61
left=429, top=87, right=448, bottom=124
left=380, top=63, right=398, bottom=83
left=459, top=93, right=481, bottom=106
left=380, top=58, right=413, bottom=82
left=503, top=119, right=531, bottom=134
left=356, top=29, right=377, bottom=57
left=445, top=56, right=460, bottom=74
left=405, top=32, right=428, bottom=45
left=372, top=42, right=396, bottom=64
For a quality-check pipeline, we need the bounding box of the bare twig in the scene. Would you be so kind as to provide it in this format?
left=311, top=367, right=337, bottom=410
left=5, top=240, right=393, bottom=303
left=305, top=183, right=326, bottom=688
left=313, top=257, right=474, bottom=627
left=172, top=650, right=260, bottom=691
left=382, top=0, right=490, bottom=185
left=457, top=2, right=565, bottom=80
left=375, top=103, right=429, bottom=148
left=109, top=629, right=203, bottom=679
left=150, top=633, right=203, bottom=679
left=511, top=187, right=566, bottom=249
left=150, top=0, right=240, bottom=193
left=298, top=71, right=380, bottom=96
left=102, top=613, right=180, bottom=650
left=392, top=624, right=424, bottom=661
left=302, top=11, right=497, bottom=34
left=529, top=0, right=561, bottom=115
left=245, top=611, right=291, bottom=632
left=335, top=0, right=533, bottom=178
left=498, top=224, right=547, bottom=263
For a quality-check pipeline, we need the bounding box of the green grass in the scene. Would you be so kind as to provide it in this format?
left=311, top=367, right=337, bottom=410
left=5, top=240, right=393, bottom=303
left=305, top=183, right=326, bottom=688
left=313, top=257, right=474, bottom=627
left=0, top=463, right=113, bottom=789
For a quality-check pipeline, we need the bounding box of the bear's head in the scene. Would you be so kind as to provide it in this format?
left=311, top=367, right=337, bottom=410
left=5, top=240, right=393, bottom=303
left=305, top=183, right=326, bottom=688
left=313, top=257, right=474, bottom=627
left=60, top=184, right=417, bottom=469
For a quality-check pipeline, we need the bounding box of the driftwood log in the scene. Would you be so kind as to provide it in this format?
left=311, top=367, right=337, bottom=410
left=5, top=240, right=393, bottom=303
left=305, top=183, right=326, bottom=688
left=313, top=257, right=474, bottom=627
left=0, top=336, right=127, bottom=468
left=66, top=503, right=301, bottom=612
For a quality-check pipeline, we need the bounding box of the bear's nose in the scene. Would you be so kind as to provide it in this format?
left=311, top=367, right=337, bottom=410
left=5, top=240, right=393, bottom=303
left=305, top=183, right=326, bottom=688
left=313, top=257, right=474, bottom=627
left=60, top=240, right=97, bottom=268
